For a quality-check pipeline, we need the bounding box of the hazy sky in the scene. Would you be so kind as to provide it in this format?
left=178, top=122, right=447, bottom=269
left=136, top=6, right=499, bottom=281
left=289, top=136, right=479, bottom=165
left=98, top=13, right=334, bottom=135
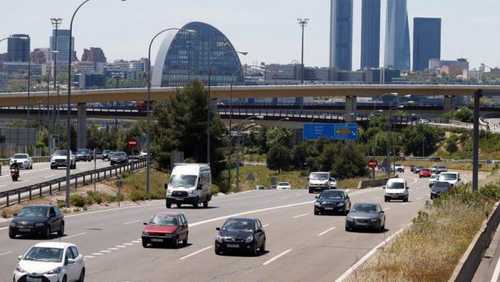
left=1, top=0, right=499, bottom=69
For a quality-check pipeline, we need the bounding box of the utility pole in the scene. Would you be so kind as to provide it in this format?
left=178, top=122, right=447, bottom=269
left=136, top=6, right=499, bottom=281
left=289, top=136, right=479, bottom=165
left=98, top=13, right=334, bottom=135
left=297, top=18, right=309, bottom=84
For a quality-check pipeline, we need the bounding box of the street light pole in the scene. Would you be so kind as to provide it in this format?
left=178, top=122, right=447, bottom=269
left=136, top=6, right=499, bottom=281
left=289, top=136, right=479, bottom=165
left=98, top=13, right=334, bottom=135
left=297, top=18, right=309, bottom=84
left=65, top=0, right=127, bottom=208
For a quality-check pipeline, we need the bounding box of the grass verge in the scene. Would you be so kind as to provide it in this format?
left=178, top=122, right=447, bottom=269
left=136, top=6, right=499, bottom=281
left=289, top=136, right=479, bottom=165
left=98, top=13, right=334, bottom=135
left=347, top=184, right=500, bottom=282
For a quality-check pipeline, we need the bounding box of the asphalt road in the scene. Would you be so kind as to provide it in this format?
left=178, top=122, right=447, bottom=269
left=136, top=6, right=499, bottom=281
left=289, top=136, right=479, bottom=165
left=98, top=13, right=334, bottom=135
left=0, top=169, right=442, bottom=282
left=0, top=160, right=110, bottom=193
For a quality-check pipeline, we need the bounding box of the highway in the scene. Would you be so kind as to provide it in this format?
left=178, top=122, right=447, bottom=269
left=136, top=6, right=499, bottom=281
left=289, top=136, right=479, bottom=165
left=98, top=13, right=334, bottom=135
left=0, top=160, right=110, bottom=193
left=0, top=169, right=446, bottom=282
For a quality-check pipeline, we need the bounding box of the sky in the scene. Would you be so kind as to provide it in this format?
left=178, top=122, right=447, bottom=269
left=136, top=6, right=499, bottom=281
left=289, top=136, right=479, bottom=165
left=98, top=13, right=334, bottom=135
left=1, top=0, right=499, bottom=70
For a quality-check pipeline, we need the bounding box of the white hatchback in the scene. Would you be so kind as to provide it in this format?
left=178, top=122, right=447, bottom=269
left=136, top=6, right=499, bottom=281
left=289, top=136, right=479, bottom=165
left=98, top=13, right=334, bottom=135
left=276, top=182, right=292, bottom=190
left=13, top=242, right=85, bottom=282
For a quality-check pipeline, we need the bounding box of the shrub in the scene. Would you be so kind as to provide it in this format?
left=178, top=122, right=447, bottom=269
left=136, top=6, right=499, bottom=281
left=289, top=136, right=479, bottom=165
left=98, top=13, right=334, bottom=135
left=70, top=194, right=86, bottom=208
left=86, top=191, right=104, bottom=205
left=129, top=190, right=146, bottom=202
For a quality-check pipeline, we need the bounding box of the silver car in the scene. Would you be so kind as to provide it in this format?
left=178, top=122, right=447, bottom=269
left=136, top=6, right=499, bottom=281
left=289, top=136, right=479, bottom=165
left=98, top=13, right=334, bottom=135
left=345, top=203, right=386, bottom=232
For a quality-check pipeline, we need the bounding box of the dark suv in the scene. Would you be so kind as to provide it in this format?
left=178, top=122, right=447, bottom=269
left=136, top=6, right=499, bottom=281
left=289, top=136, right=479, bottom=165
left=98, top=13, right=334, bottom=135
left=9, top=205, right=65, bottom=239
left=75, top=148, right=92, bottom=162
left=314, top=190, right=351, bottom=215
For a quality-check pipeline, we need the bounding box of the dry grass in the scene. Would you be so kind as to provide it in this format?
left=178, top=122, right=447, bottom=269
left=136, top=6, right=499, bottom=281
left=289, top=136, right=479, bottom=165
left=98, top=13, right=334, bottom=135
left=347, top=186, right=496, bottom=282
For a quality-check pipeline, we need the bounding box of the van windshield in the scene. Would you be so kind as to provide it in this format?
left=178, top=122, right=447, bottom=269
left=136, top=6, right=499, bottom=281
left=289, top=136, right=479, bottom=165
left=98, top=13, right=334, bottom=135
left=310, top=173, right=329, bottom=180
left=170, top=175, right=197, bottom=188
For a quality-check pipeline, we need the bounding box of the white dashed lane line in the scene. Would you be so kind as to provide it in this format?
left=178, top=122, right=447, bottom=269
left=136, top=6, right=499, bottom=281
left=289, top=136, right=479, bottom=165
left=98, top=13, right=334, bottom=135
left=123, top=220, right=141, bottom=225
left=318, top=227, right=336, bottom=237
left=292, top=213, right=309, bottom=219
left=0, top=251, right=12, bottom=256
left=263, top=249, right=292, bottom=266
left=179, top=246, right=213, bottom=261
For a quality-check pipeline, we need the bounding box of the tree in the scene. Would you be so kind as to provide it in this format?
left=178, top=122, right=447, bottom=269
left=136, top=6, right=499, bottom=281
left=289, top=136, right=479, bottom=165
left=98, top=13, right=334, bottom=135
left=266, top=145, right=291, bottom=173
left=402, top=124, right=443, bottom=157
left=331, top=144, right=368, bottom=179
left=153, top=81, right=227, bottom=176
left=266, top=127, right=293, bottom=149
left=454, top=107, right=473, bottom=123
left=446, top=135, right=459, bottom=154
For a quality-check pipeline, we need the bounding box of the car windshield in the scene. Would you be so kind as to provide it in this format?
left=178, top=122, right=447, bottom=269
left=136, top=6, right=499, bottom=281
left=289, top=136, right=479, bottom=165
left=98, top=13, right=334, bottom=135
left=53, top=150, right=67, bottom=156
left=13, top=154, right=28, bottom=159
left=17, top=206, right=49, bottom=217
left=150, top=215, right=178, bottom=226
left=170, top=175, right=197, bottom=188
left=77, top=149, right=89, bottom=154
left=352, top=204, right=378, bottom=213
left=278, top=182, right=289, bottom=186
left=222, top=219, right=255, bottom=232
left=388, top=182, right=405, bottom=189
left=310, top=173, right=329, bottom=180
left=440, top=173, right=457, bottom=181
left=24, top=247, right=64, bottom=263
left=320, top=190, right=344, bottom=199
left=112, top=152, right=126, bottom=157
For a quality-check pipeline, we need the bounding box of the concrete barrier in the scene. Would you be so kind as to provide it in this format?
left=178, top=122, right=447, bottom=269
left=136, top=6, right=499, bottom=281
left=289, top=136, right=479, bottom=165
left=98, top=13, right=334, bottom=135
left=449, top=202, right=500, bottom=282
left=357, top=178, right=389, bottom=189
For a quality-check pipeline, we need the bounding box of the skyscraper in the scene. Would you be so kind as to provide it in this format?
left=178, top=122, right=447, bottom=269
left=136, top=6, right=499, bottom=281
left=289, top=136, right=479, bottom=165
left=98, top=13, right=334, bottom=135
left=361, top=0, right=381, bottom=69
left=384, top=0, right=410, bottom=71
left=50, top=29, right=75, bottom=64
left=7, top=34, right=30, bottom=62
left=330, top=0, right=353, bottom=72
left=413, top=17, right=441, bottom=71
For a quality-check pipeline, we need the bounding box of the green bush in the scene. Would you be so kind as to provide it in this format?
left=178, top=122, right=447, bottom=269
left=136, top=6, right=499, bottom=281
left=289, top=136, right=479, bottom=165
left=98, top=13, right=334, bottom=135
left=129, top=190, right=146, bottom=202
left=86, top=191, right=104, bottom=205
left=70, top=194, right=86, bottom=208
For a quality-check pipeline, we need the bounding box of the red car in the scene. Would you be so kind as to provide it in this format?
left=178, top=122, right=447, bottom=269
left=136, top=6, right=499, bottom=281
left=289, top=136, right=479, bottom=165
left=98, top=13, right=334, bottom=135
left=419, top=168, right=432, bottom=178
left=142, top=212, right=189, bottom=248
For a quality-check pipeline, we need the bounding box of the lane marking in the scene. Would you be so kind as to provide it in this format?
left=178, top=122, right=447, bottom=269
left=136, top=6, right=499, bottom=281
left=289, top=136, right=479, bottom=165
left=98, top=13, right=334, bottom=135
left=132, top=240, right=141, bottom=243
left=335, top=224, right=410, bottom=282
left=61, top=232, right=86, bottom=240
left=263, top=249, right=292, bottom=266
left=116, top=245, right=126, bottom=248
left=179, top=246, right=213, bottom=261
left=0, top=251, right=12, bottom=256
left=91, top=252, right=104, bottom=256
left=292, top=213, right=309, bottom=219
left=318, top=227, right=336, bottom=237
left=84, top=255, right=94, bottom=259
left=108, top=248, right=119, bottom=251
left=384, top=207, right=391, bottom=211
left=100, top=250, right=111, bottom=254
left=123, top=220, right=141, bottom=225
left=263, top=224, right=270, bottom=228
left=124, top=243, right=134, bottom=246
left=490, top=254, right=500, bottom=282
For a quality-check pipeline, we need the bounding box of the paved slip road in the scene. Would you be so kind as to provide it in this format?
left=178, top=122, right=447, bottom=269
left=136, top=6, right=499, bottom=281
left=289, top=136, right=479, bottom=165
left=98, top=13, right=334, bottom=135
left=0, top=160, right=110, bottom=193
left=0, top=170, right=444, bottom=282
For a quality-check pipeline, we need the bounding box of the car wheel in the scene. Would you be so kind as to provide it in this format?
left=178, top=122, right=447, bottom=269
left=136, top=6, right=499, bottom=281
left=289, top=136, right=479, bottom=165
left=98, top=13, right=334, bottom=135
left=314, top=209, right=320, bottom=215
left=384, top=197, right=389, bottom=202
left=44, top=226, right=51, bottom=239
left=8, top=230, right=15, bottom=239
left=77, top=268, right=85, bottom=282
left=308, top=188, right=313, bottom=194
left=183, top=233, right=188, bottom=246
left=58, top=223, right=65, bottom=237
left=251, top=243, right=259, bottom=256
left=142, top=239, right=149, bottom=248
left=260, top=239, right=266, bottom=254
left=166, top=202, right=172, bottom=209
left=176, top=203, right=182, bottom=208
left=344, top=210, right=349, bottom=216
left=215, top=247, right=223, bottom=255
left=193, top=200, right=199, bottom=209
left=345, top=225, right=351, bottom=232
left=62, top=275, right=67, bottom=282
left=404, top=197, right=409, bottom=202
left=203, top=201, right=208, bottom=208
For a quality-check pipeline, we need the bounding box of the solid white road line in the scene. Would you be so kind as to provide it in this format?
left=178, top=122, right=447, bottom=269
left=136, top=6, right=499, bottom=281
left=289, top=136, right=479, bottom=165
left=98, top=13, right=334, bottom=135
left=292, top=213, right=309, bottom=219
left=123, top=220, right=141, bottom=225
left=263, top=224, right=270, bottom=228
left=60, top=232, right=87, bottom=240
left=0, top=251, right=12, bottom=256
left=335, top=224, right=410, bottom=282
left=490, top=254, right=500, bottom=282
left=179, top=246, right=213, bottom=261
left=263, top=249, right=292, bottom=266
left=318, top=227, right=336, bottom=237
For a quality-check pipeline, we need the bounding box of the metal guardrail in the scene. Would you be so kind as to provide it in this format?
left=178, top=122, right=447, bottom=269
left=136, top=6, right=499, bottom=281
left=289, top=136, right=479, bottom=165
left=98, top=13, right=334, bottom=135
left=0, top=159, right=146, bottom=208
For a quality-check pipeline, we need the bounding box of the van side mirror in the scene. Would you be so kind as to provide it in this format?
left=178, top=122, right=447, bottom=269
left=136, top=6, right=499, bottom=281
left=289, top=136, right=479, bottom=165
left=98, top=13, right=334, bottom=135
left=382, top=186, right=386, bottom=189
left=216, top=227, right=220, bottom=231
left=315, top=195, right=319, bottom=199
left=164, top=184, right=168, bottom=190
left=17, top=255, right=22, bottom=261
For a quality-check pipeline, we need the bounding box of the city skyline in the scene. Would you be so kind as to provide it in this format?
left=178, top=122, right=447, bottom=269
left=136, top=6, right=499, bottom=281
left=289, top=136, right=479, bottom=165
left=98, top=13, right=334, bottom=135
left=0, top=0, right=499, bottom=69
left=384, top=0, right=410, bottom=70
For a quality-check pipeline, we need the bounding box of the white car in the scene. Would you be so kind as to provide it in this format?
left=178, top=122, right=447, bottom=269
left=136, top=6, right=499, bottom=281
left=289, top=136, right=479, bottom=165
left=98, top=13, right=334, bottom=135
left=308, top=172, right=337, bottom=193
left=13, top=242, right=85, bottom=282
left=276, top=182, right=292, bottom=190
left=438, top=172, right=462, bottom=188
left=50, top=150, right=76, bottom=170
left=394, top=164, right=405, bottom=173
left=384, top=178, right=409, bottom=202
left=9, top=153, right=33, bottom=169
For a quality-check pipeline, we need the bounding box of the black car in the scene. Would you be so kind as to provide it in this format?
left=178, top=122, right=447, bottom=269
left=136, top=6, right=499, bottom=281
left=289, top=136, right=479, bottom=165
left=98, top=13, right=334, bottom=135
left=75, top=148, right=92, bottom=162
left=102, top=150, right=112, bottom=161
left=430, top=181, right=451, bottom=199
left=215, top=217, right=266, bottom=256
left=110, top=151, right=128, bottom=165
left=345, top=203, right=385, bottom=232
left=9, top=205, right=65, bottom=239
left=314, top=190, right=351, bottom=215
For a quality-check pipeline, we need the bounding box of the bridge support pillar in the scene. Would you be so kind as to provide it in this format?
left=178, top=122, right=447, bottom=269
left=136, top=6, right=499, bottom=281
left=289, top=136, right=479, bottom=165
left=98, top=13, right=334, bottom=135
left=444, top=95, right=456, bottom=112
left=344, top=96, right=357, bottom=122
left=77, top=103, right=87, bottom=149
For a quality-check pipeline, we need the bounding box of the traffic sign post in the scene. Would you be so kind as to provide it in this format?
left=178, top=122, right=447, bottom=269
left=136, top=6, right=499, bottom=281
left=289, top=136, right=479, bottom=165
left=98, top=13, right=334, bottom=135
left=368, top=159, right=378, bottom=179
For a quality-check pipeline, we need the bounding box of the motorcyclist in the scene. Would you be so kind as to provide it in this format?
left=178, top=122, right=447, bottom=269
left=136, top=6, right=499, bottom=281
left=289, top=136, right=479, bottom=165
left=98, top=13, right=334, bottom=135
left=10, top=161, right=20, bottom=181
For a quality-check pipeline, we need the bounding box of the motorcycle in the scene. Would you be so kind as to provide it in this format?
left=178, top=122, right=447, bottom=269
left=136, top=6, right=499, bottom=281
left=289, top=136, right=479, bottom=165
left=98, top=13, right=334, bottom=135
left=10, top=163, right=19, bottom=182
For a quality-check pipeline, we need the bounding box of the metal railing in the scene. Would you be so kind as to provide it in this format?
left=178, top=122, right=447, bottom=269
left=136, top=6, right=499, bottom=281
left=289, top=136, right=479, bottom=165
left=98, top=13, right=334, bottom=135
left=0, top=159, right=146, bottom=208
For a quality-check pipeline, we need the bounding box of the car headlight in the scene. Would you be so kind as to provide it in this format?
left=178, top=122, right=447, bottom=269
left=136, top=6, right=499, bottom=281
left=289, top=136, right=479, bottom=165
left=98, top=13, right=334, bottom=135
left=346, top=216, right=354, bottom=222
left=166, top=190, right=172, bottom=196
left=46, top=267, right=63, bottom=275
left=245, top=234, right=254, bottom=243
left=216, top=234, right=223, bottom=243
left=142, top=231, right=150, bottom=236
left=35, top=223, right=45, bottom=227
left=15, top=264, right=26, bottom=273
left=337, top=202, right=345, bottom=207
left=370, top=218, right=379, bottom=223
left=314, top=202, right=321, bottom=207
left=9, top=222, right=16, bottom=227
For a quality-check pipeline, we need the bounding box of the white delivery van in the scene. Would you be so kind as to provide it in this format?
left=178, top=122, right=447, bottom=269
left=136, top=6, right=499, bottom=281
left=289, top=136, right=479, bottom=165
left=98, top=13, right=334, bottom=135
left=165, top=164, right=212, bottom=208
left=384, top=178, right=409, bottom=202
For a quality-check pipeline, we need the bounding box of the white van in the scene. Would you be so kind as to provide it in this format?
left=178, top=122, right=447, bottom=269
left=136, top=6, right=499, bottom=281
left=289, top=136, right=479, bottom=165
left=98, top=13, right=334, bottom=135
left=384, top=178, right=409, bottom=202
left=308, top=172, right=337, bottom=193
left=165, top=164, right=212, bottom=208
